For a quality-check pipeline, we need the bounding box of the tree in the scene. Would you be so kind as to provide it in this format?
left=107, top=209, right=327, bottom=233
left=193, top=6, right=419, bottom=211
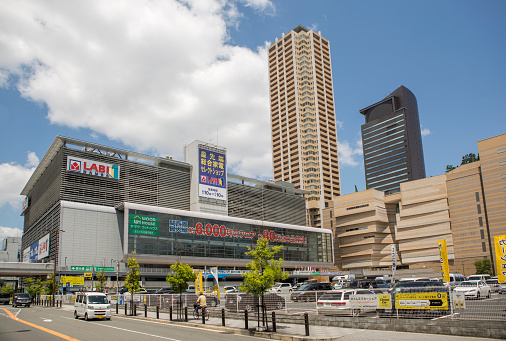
left=1, top=284, right=15, bottom=295
left=124, top=253, right=140, bottom=315
left=461, top=153, right=479, bottom=165
left=95, top=270, right=107, bottom=293
left=24, top=278, right=45, bottom=298
left=445, top=165, right=456, bottom=173
left=166, top=262, right=196, bottom=320
left=240, top=238, right=288, bottom=329
left=473, top=258, right=493, bottom=276
left=44, top=274, right=59, bottom=296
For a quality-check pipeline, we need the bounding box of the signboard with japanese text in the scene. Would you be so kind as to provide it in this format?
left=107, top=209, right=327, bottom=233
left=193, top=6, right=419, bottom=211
left=29, top=240, right=38, bottom=262
left=38, top=233, right=50, bottom=259
left=349, top=294, right=391, bottom=309
left=494, top=235, right=506, bottom=283
left=23, top=247, right=30, bottom=263
left=129, top=214, right=159, bottom=236
left=60, top=276, right=84, bottom=287
left=437, top=239, right=450, bottom=283
left=71, top=265, right=93, bottom=271
left=195, top=271, right=203, bottom=294
left=395, top=292, right=448, bottom=310
left=198, top=147, right=227, bottom=201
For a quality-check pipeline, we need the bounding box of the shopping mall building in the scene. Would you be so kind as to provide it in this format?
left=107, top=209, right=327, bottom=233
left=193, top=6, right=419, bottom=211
left=20, top=136, right=333, bottom=286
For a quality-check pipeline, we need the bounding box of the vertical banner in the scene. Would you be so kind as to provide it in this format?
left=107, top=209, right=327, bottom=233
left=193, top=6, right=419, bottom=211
left=494, top=235, right=506, bottom=283
left=391, top=244, right=397, bottom=281
left=438, top=239, right=450, bottom=283
left=198, top=148, right=227, bottom=200
left=195, top=271, right=203, bottom=294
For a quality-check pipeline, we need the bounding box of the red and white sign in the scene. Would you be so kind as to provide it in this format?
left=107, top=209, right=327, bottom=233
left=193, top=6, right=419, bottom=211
left=67, top=156, right=120, bottom=179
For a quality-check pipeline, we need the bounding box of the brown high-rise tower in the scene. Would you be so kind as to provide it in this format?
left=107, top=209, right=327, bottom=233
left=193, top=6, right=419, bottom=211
left=268, top=25, right=340, bottom=227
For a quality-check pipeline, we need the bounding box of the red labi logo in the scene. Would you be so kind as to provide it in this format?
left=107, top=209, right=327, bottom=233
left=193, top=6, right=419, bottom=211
left=70, top=161, right=81, bottom=171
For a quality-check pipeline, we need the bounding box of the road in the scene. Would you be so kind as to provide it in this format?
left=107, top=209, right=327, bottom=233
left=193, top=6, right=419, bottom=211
left=0, top=306, right=269, bottom=341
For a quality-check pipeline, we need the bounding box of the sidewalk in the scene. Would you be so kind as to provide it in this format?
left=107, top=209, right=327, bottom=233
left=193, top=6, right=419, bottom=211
left=58, top=304, right=495, bottom=341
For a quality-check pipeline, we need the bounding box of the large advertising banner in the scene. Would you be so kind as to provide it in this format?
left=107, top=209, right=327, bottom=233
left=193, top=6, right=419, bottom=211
left=60, top=276, right=84, bottom=287
left=23, top=247, right=30, bottom=263
left=195, top=271, right=203, bottom=294
left=494, top=235, right=506, bottom=283
left=437, top=239, right=450, bottom=283
left=38, top=233, right=50, bottom=259
left=129, top=214, right=159, bottom=236
left=29, top=241, right=39, bottom=263
left=198, top=148, right=226, bottom=200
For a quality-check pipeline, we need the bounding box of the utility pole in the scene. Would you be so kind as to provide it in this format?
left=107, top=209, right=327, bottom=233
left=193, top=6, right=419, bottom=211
left=45, top=228, right=65, bottom=306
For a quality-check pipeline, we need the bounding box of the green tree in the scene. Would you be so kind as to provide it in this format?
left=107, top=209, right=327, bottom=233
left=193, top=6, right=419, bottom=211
left=124, top=253, right=140, bottom=315
left=461, top=153, right=479, bottom=165
left=1, top=284, right=15, bottom=295
left=44, top=274, right=59, bottom=296
left=166, top=262, right=196, bottom=320
left=473, top=258, right=493, bottom=276
left=240, top=238, right=288, bottom=329
left=95, top=270, right=107, bottom=293
left=445, top=165, right=456, bottom=173
left=24, top=278, right=45, bottom=297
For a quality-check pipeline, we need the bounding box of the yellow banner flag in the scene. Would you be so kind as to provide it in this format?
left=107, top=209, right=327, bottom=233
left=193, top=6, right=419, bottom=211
left=438, top=239, right=450, bottom=283
left=195, top=271, right=203, bottom=294
left=494, top=235, right=506, bottom=283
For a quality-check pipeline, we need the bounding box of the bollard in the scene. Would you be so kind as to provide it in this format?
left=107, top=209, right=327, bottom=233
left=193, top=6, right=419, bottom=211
left=202, top=307, right=205, bottom=325
left=133, top=304, right=137, bottom=316
left=272, top=311, right=276, bottom=332
left=125, top=302, right=128, bottom=315
left=244, top=310, right=248, bottom=329
left=170, top=306, right=173, bottom=321
left=116, top=302, right=118, bottom=314
left=145, top=304, right=147, bottom=317
left=184, top=306, right=188, bottom=322
left=156, top=305, right=159, bottom=319
left=304, top=312, right=309, bottom=336
left=221, top=308, right=225, bottom=326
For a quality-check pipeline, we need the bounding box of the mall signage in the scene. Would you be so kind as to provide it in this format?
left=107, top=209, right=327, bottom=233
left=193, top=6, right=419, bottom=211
left=67, top=156, right=120, bottom=179
left=198, top=147, right=226, bottom=200
left=129, top=214, right=159, bottom=236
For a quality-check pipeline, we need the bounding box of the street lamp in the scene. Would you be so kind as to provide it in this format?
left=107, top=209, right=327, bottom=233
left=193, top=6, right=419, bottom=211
left=44, top=228, right=65, bottom=306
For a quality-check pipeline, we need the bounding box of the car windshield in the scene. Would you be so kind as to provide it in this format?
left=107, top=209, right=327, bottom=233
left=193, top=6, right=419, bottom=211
left=459, top=281, right=477, bottom=287
left=17, top=293, right=30, bottom=298
left=88, top=296, right=108, bottom=304
left=319, top=293, right=343, bottom=300
left=296, top=284, right=311, bottom=291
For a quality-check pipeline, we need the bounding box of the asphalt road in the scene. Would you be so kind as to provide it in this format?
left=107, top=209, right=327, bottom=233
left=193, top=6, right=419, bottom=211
left=0, top=306, right=269, bottom=341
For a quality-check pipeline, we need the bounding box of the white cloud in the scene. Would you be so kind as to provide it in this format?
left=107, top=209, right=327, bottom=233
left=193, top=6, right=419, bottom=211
left=338, top=139, right=363, bottom=167
left=0, top=158, right=36, bottom=210
left=0, top=0, right=275, bottom=179
left=421, top=128, right=431, bottom=137
left=0, top=226, right=23, bottom=241
left=25, top=152, right=39, bottom=168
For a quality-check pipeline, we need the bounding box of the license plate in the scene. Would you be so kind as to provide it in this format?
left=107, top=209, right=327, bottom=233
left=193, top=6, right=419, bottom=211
left=324, top=303, right=331, bottom=307
left=97, top=315, right=103, bottom=319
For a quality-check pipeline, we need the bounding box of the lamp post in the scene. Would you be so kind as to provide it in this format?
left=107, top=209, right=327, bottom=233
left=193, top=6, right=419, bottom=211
left=44, top=228, right=65, bottom=307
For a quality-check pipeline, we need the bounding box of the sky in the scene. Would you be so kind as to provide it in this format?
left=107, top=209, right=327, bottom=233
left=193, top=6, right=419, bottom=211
left=0, top=0, right=505, bottom=241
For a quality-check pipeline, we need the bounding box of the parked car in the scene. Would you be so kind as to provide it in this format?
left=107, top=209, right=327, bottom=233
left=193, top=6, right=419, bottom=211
left=0, top=293, right=11, bottom=305
left=316, top=289, right=376, bottom=316
left=169, top=293, right=220, bottom=308
left=268, top=283, right=293, bottom=293
left=12, top=293, right=32, bottom=308
left=467, top=274, right=491, bottom=282
left=498, top=282, right=506, bottom=294
left=343, top=279, right=388, bottom=289
left=454, top=281, right=491, bottom=299
left=156, top=287, right=176, bottom=294
left=225, top=292, right=285, bottom=312
left=223, top=286, right=239, bottom=293
left=290, top=282, right=333, bottom=302
left=486, top=279, right=499, bottom=292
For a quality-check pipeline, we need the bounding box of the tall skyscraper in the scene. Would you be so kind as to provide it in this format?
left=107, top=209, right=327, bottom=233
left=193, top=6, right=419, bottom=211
left=359, top=85, right=426, bottom=194
left=268, top=25, right=340, bottom=228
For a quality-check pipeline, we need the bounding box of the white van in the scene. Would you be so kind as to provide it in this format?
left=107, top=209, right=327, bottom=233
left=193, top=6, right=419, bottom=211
left=447, top=273, right=466, bottom=288
left=268, top=283, right=293, bottom=293
left=74, top=292, right=111, bottom=321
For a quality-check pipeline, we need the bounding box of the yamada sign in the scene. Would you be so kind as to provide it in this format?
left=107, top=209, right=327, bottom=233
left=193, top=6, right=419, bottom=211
left=67, top=156, right=120, bottom=179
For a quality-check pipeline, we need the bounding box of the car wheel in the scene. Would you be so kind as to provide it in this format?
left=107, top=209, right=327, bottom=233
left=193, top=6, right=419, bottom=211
left=74, top=311, right=78, bottom=319
left=106, top=317, right=111, bottom=320
left=276, top=301, right=283, bottom=310
left=487, top=291, right=491, bottom=299
left=210, top=300, right=217, bottom=307
left=84, top=313, right=89, bottom=321
left=477, top=292, right=480, bottom=299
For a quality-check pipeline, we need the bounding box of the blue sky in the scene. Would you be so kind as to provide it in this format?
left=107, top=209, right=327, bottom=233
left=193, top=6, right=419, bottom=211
left=0, top=0, right=505, bottom=240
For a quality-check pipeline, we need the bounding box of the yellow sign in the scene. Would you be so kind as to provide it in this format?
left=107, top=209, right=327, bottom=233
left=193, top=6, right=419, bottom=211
left=494, top=235, right=506, bottom=283
left=60, top=276, right=85, bottom=286
left=395, top=292, right=448, bottom=310
left=437, top=239, right=450, bottom=282
left=378, top=295, right=391, bottom=308
left=84, top=273, right=92, bottom=279
left=195, top=271, right=203, bottom=294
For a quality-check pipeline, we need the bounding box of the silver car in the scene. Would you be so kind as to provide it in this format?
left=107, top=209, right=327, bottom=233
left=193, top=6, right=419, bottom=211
left=498, top=283, right=506, bottom=294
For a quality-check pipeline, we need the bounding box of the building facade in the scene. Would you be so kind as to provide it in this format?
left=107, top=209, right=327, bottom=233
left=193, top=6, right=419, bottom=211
left=360, top=86, right=426, bottom=194
left=268, top=25, right=341, bottom=228
left=324, top=133, right=505, bottom=276
left=20, top=136, right=332, bottom=285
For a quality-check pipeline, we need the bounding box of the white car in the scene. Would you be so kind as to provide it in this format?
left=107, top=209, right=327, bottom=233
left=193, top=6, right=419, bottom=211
left=316, top=289, right=376, bottom=316
left=454, top=280, right=491, bottom=299
left=268, top=283, right=293, bottom=293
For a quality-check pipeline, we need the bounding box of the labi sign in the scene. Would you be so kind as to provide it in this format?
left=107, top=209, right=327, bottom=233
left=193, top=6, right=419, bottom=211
left=67, top=156, right=120, bottom=179
left=129, top=214, right=159, bottom=236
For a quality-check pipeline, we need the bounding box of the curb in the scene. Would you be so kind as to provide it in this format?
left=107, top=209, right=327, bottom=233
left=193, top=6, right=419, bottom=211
left=114, top=313, right=342, bottom=341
